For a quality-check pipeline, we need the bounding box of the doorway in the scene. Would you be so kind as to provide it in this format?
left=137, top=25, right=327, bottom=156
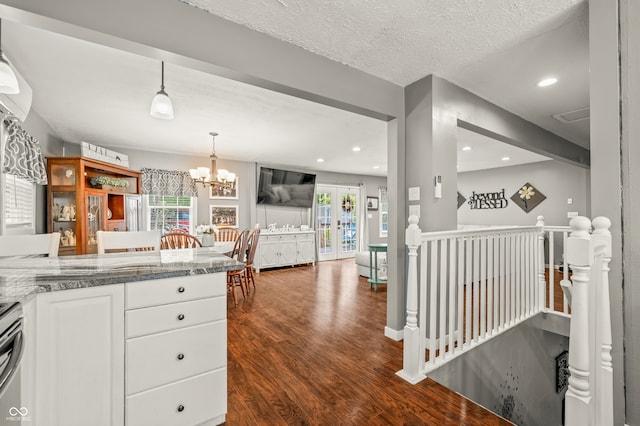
left=316, top=185, right=360, bottom=261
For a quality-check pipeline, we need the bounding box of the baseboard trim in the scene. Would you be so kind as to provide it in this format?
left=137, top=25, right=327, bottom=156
left=385, top=326, right=403, bottom=341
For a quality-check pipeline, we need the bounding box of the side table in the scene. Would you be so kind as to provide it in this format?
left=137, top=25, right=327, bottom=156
left=368, top=243, right=388, bottom=292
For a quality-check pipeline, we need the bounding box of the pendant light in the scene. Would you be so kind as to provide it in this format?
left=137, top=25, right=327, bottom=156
left=0, top=19, right=20, bottom=94
left=150, top=61, right=174, bottom=120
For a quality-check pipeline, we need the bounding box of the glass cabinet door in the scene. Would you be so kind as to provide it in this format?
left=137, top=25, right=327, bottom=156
left=86, top=194, right=104, bottom=254
left=50, top=163, right=77, bottom=186
left=52, top=191, right=77, bottom=255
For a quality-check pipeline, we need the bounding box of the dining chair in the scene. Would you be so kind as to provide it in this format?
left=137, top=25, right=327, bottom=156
left=227, top=229, right=249, bottom=306
left=216, top=227, right=239, bottom=242
left=0, top=232, right=60, bottom=257
left=167, top=228, right=189, bottom=234
left=243, top=228, right=261, bottom=291
left=96, top=230, right=161, bottom=254
left=160, top=233, right=202, bottom=249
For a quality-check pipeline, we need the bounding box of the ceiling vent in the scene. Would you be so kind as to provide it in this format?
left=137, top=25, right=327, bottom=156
left=552, top=106, right=590, bottom=124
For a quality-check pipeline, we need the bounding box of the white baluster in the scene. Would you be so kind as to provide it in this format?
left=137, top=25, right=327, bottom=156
left=473, top=236, right=480, bottom=341
left=480, top=236, right=486, bottom=339
left=565, top=216, right=593, bottom=426
left=456, top=238, right=464, bottom=353
left=399, top=215, right=424, bottom=383
left=465, top=238, right=472, bottom=347
left=429, top=240, right=437, bottom=363
left=592, top=217, right=613, bottom=426
left=549, top=231, right=555, bottom=311
left=439, top=240, right=447, bottom=359
left=563, top=231, right=570, bottom=313
left=448, top=238, right=456, bottom=354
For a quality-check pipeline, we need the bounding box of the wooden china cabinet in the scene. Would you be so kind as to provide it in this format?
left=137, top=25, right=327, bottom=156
left=46, top=157, right=142, bottom=255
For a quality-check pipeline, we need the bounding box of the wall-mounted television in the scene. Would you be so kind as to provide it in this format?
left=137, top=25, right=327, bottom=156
left=257, top=167, right=316, bottom=208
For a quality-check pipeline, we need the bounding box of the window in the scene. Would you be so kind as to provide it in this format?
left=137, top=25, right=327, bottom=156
left=1, top=173, right=36, bottom=235
left=379, top=186, right=388, bottom=238
left=143, top=195, right=196, bottom=234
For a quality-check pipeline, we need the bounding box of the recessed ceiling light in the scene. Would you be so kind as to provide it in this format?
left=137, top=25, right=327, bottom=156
left=462, top=146, right=472, bottom=151
left=501, top=156, right=511, bottom=161
left=316, top=158, right=324, bottom=163
left=352, top=146, right=361, bottom=152
left=373, top=165, right=380, bottom=169
left=537, top=77, right=558, bottom=87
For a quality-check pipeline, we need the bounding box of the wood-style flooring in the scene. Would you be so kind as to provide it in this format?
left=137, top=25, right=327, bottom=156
left=225, top=260, right=512, bottom=425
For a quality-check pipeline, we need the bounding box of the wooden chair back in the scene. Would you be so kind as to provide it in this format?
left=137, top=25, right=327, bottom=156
left=245, top=228, right=261, bottom=266
left=167, top=228, right=190, bottom=234
left=0, top=232, right=60, bottom=257
left=161, top=233, right=202, bottom=250
left=216, top=227, right=239, bottom=242
left=229, top=229, right=249, bottom=262
left=96, top=230, right=161, bottom=254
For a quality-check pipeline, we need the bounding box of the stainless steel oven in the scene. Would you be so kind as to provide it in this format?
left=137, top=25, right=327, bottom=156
left=0, top=302, right=24, bottom=424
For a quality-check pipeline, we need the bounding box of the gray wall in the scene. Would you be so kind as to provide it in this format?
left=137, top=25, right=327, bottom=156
left=589, top=1, right=627, bottom=423
left=620, top=2, right=640, bottom=424
left=68, top=144, right=387, bottom=243
left=457, top=160, right=590, bottom=227
left=20, top=109, right=64, bottom=233
left=430, top=321, right=569, bottom=426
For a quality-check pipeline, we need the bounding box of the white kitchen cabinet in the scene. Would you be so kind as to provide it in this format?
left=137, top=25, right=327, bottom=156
left=125, top=273, right=227, bottom=426
left=256, top=230, right=316, bottom=272
left=35, top=285, right=125, bottom=426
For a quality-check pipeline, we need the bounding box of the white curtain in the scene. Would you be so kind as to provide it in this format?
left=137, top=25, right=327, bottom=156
left=358, top=182, right=368, bottom=252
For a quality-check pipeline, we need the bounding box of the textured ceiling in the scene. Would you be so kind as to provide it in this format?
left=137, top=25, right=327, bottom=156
left=182, top=0, right=584, bottom=86
left=4, top=0, right=590, bottom=178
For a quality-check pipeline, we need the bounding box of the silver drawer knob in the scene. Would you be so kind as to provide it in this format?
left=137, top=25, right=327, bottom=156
left=177, top=353, right=185, bottom=361
left=177, top=314, right=185, bottom=321
left=177, top=286, right=185, bottom=293
left=177, top=404, right=185, bottom=413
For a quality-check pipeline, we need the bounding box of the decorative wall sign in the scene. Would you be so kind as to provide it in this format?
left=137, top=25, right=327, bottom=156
left=457, top=192, right=466, bottom=209
left=210, top=177, right=238, bottom=199
left=510, top=183, right=546, bottom=213
left=367, top=196, right=379, bottom=211
left=467, top=189, right=508, bottom=209
left=210, top=205, right=238, bottom=227
left=555, top=350, right=569, bottom=394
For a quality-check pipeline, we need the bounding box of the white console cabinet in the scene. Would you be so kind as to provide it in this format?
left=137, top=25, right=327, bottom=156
left=256, top=230, right=315, bottom=272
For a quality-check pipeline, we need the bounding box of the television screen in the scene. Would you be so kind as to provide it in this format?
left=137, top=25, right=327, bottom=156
left=257, top=167, right=316, bottom=208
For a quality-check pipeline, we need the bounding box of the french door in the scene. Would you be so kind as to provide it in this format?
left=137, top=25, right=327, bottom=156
left=316, top=185, right=359, bottom=261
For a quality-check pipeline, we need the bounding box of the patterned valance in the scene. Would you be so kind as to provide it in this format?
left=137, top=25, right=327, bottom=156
left=2, top=118, right=47, bottom=185
left=141, top=168, right=197, bottom=197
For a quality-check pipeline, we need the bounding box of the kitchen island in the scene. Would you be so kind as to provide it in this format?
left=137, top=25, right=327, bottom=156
left=0, top=248, right=242, bottom=426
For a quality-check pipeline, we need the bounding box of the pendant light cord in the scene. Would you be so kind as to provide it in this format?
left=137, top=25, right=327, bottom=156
left=160, top=61, right=165, bottom=91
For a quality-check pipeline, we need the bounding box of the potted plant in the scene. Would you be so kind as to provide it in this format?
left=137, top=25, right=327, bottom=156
left=89, top=176, right=130, bottom=192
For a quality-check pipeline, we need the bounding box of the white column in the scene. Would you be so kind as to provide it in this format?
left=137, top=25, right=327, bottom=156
left=397, top=215, right=425, bottom=383
left=565, top=216, right=593, bottom=426
left=592, top=216, right=614, bottom=426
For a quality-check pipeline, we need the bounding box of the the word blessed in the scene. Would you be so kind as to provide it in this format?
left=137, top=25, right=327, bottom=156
left=468, top=189, right=508, bottom=209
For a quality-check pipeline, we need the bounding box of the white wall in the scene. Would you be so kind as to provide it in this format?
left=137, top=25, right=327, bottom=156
left=457, top=160, right=590, bottom=227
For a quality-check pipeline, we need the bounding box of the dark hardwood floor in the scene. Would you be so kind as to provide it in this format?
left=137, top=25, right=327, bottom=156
left=225, top=260, right=512, bottom=425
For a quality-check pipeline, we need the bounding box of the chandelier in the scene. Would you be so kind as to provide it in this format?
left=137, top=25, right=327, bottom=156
left=189, top=132, right=236, bottom=190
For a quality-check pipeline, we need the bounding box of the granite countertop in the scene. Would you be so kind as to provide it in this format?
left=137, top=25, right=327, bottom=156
left=0, top=248, right=244, bottom=304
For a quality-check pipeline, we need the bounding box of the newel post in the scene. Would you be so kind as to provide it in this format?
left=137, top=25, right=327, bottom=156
left=536, top=215, right=546, bottom=310
left=565, top=216, right=593, bottom=426
left=591, top=217, right=613, bottom=426
left=397, top=215, right=424, bottom=384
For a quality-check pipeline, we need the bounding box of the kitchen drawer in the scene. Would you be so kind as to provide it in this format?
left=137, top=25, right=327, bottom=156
left=127, top=321, right=226, bottom=395
left=126, top=273, right=225, bottom=309
left=126, top=368, right=226, bottom=426
left=126, top=296, right=225, bottom=338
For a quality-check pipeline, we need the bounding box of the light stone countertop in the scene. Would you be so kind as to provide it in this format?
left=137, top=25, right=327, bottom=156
left=0, top=247, right=243, bottom=304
